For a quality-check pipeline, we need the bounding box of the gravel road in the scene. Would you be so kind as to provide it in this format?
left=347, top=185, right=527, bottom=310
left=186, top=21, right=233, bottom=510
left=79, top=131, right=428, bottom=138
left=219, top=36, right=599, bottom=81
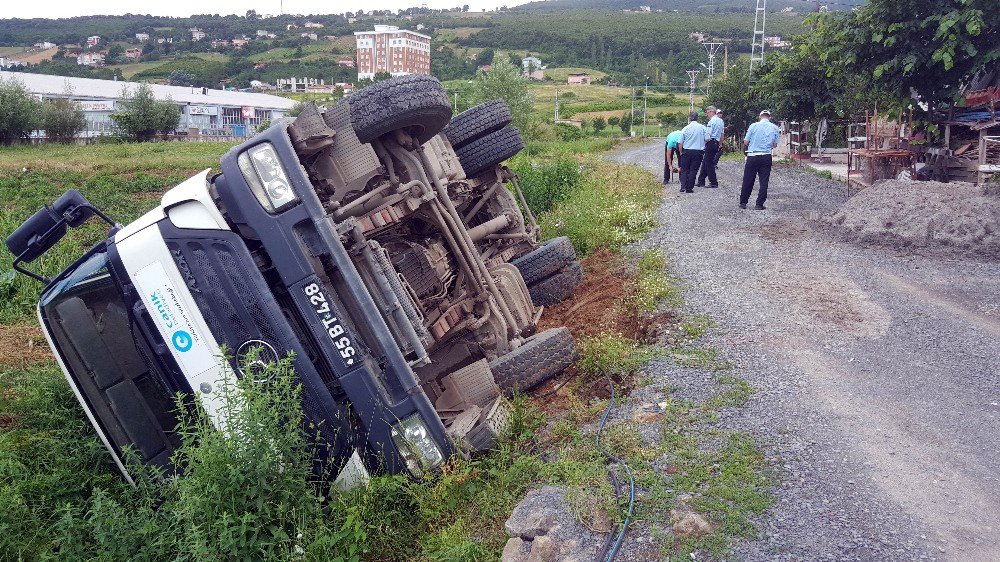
left=608, top=141, right=1000, bottom=561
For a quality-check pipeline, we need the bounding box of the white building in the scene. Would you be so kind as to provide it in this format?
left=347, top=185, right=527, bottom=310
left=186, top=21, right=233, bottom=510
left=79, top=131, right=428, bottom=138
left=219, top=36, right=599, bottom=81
left=256, top=29, right=277, bottom=38
left=304, top=21, right=324, bottom=28
left=157, top=37, right=174, bottom=44
left=86, top=36, right=101, bottom=47
left=34, top=41, right=57, bottom=50
left=77, top=52, right=105, bottom=67
left=190, top=28, right=206, bottom=41
left=354, top=25, right=431, bottom=80
left=135, top=33, right=150, bottom=42
left=0, top=71, right=296, bottom=139
left=300, top=32, right=318, bottom=41
left=0, top=57, right=26, bottom=69
left=522, top=56, right=545, bottom=80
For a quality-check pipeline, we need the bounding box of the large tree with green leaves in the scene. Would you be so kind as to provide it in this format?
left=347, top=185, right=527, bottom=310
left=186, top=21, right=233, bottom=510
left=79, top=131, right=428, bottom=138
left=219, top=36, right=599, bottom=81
left=469, top=57, right=533, bottom=132
left=43, top=96, right=87, bottom=143
left=810, top=0, right=999, bottom=107
left=0, top=77, right=44, bottom=145
left=110, top=83, right=180, bottom=141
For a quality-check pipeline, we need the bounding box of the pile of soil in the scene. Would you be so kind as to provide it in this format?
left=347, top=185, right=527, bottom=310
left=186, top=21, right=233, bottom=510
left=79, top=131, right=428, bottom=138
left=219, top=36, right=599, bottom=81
left=824, top=180, right=1000, bottom=260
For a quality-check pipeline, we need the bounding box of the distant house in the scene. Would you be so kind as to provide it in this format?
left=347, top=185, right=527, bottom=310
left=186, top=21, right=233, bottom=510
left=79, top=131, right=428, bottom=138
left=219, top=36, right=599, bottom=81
left=123, top=48, right=143, bottom=60
left=522, top=56, right=545, bottom=80
left=34, top=41, right=56, bottom=50
left=337, top=58, right=356, bottom=68
left=135, top=33, right=150, bottom=42
left=157, top=37, right=173, bottom=44
left=347, top=17, right=357, bottom=24
left=77, top=52, right=105, bottom=66
left=336, top=82, right=354, bottom=95
left=304, top=21, right=324, bottom=28
left=0, top=57, right=26, bottom=69
left=689, top=32, right=706, bottom=43
left=232, top=38, right=250, bottom=49
left=211, top=39, right=230, bottom=49
left=301, top=32, right=318, bottom=41
left=639, top=5, right=651, bottom=12
left=286, top=23, right=299, bottom=30
left=190, top=28, right=206, bottom=41
left=256, top=29, right=277, bottom=38
left=763, top=35, right=791, bottom=49
left=567, top=73, right=591, bottom=85
left=86, top=36, right=101, bottom=47
left=416, top=24, right=426, bottom=31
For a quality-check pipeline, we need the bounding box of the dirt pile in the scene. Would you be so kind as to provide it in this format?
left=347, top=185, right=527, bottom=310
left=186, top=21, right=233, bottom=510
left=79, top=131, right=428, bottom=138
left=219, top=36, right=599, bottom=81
left=824, top=180, right=1000, bottom=260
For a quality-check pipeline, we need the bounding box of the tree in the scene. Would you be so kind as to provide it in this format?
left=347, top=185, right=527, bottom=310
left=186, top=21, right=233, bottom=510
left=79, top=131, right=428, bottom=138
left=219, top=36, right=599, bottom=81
left=43, top=93, right=86, bottom=143
left=806, top=0, right=999, bottom=107
left=469, top=57, right=533, bottom=132
left=593, top=116, right=606, bottom=132
left=618, top=111, right=632, bottom=134
left=106, top=43, right=125, bottom=65
left=705, top=59, right=758, bottom=139
left=608, top=116, right=620, bottom=127
left=0, top=77, right=44, bottom=145
left=110, top=83, right=180, bottom=141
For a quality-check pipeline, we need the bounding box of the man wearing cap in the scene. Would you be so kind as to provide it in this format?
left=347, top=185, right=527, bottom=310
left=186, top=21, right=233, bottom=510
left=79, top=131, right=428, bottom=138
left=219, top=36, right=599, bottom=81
left=697, top=106, right=724, bottom=188
left=740, top=109, right=781, bottom=209
left=678, top=111, right=708, bottom=193
left=712, top=109, right=726, bottom=167
left=663, top=128, right=682, bottom=184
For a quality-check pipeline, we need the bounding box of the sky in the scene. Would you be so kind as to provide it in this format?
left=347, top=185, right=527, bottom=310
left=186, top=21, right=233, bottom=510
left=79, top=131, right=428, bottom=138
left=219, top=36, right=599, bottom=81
left=4, top=0, right=532, bottom=19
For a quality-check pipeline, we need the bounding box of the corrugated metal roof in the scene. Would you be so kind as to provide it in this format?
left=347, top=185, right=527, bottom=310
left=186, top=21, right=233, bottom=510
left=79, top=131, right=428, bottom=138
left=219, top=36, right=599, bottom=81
left=0, top=71, right=296, bottom=110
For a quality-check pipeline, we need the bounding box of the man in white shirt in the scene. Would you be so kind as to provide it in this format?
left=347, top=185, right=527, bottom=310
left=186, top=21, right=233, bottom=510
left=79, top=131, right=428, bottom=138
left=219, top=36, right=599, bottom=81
left=740, top=109, right=782, bottom=210
left=697, top=106, right=724, bottom=188
left=678, top=111, right=709, bottom=193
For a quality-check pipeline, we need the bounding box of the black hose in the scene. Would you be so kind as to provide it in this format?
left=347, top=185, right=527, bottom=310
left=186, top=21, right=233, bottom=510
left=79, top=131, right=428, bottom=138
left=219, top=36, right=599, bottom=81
left=594, top=369, right=636, bottom=562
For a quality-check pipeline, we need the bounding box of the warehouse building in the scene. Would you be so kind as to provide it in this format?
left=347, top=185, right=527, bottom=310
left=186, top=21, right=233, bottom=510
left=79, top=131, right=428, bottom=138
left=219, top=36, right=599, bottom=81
left=0, top=71, right=297, bottom=139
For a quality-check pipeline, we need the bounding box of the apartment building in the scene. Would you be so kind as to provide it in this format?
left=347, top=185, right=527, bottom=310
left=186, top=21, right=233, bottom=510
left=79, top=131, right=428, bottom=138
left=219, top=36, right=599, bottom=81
left=354, top=25, right=431, bottom=80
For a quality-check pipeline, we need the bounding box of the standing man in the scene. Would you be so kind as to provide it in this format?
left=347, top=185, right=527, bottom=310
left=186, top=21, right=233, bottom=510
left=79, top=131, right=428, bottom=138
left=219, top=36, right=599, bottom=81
left=663, top=128, right=682, bottom=184
left=679, top=111, right=708, bottom=193
left=740, top=109, right=781, bottom=210
left=697, top=106, right=724, bottom=188
left=713, top=109, right=725, bottom=167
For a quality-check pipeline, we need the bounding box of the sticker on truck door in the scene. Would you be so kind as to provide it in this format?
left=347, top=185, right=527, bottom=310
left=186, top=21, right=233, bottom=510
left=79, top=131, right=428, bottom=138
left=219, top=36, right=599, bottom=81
left=135, top=261, right=217, bottom=375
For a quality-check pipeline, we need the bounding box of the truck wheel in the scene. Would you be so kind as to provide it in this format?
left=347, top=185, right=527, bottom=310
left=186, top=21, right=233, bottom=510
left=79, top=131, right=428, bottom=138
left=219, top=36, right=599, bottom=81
left=348, top=75, right=453, bottom=144
left=511, top=236, right=577, bottom=286
left=444, top=99, right=513, bottom=150
left=529, top=261, right=583, bottom=307
left=490, top=327, right=578, bottom=394
left=455, top=126, right=524, bottom=178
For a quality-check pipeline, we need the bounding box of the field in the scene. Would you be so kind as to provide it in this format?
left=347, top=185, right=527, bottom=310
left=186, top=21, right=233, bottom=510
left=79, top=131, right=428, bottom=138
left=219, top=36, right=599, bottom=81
left=542, top=67, right=608, bottom=82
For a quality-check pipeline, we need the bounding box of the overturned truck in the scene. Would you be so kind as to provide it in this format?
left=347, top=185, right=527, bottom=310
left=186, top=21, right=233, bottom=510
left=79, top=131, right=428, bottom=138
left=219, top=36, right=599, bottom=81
left=6, top=75, right=583, bottom=483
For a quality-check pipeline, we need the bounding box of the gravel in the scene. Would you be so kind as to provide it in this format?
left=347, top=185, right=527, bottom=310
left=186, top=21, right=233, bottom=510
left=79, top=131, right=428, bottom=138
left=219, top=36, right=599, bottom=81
left=607, top=142, right=1000, bottom=562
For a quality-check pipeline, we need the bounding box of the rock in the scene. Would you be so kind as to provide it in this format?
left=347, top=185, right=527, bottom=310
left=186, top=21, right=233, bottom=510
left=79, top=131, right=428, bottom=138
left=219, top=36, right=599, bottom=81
left=501, top=537, right=530, bottom=562
left=527, top=535, right=556, bottom=562
left=506, top=507, right=557, bottom=539
left=590, top=502, right=614, bottom=533
left=670, top=509, right=714, bottom=539
left=633, top=409, right=664, bottom=424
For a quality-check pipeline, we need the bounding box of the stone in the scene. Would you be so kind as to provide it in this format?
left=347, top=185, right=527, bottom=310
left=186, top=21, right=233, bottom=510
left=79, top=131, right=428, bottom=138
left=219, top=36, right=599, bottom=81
left=590, top=502, right=614, bottom=533
left=527, top=535, right=556, bottom=562
left=501, top=537, right=530, bottom=562
left=506, top=507, right=557, bottom=539
left=670, top=509, right=714, bottom=539
left=633, top=409, right=664, bottom=424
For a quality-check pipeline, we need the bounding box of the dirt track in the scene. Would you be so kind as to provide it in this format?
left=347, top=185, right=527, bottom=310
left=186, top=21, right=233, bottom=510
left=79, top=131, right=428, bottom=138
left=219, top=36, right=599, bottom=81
left=610, top=142, right=1000, bottom=561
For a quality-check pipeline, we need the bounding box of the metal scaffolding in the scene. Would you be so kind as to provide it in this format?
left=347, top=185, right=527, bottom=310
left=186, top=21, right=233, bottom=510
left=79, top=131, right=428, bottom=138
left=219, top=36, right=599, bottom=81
left=686, top=70, right=700, bottom=112
left=702, top=42, right=724, bottom=77
left=749, top=0, right=767, bottom=80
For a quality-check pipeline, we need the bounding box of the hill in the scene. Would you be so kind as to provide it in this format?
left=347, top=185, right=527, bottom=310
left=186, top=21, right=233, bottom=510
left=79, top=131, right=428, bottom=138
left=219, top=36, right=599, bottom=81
left=515, top=0, right=863, bottom=11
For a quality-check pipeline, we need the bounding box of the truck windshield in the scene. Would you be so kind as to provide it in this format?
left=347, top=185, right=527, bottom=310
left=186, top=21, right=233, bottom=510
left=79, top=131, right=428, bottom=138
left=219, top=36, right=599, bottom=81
left=40, top=252, right=180, bottom=467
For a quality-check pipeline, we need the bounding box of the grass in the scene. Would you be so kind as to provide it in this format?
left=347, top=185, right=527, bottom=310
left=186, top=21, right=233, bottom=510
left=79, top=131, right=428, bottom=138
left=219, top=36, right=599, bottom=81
left=542, top=67, right=608, bottom=83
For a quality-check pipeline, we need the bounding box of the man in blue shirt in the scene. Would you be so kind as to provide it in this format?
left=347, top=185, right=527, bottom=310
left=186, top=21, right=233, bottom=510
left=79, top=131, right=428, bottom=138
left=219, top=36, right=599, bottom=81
left=663, top=129, right=682, bottom=184
left=679, top=112, right=708, bottom=193
left=697, top=106, right=724, bottom=188
left=740, top=109, right=781, bottom=209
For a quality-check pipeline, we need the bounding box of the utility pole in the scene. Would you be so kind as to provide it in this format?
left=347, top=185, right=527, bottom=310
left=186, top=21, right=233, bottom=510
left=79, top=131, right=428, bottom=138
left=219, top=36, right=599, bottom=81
left=724, top=44, right=729, bottom=77
left=554, top=88, right=559, bottom=123
left=686, top=70, right=700, bottom=113
left=629, top=86, right=635, bottom=137
left=642, top=76, right=649, bottom=138
left=453, top=92, right=458, bottom=112
left=749, top=0, right=767, bottom=80
left=702, top=42, right=723, bottom=78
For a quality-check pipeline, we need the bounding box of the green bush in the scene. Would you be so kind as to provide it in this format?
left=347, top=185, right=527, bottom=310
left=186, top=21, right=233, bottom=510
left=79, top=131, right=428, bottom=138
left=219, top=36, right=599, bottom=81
left=509, top=156, right=583, bottom=214
left=555, top=123, right=586, bottom=141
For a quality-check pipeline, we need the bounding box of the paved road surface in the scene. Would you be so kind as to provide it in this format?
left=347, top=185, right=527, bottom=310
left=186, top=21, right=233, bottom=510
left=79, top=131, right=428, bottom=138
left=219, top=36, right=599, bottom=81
left=610, top=141, right=1000, bottom=561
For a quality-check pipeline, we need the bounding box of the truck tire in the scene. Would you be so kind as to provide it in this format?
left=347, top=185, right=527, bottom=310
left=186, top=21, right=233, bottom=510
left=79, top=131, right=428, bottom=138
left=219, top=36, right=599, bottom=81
left=511, top=236, right=577, bottom=286
left=444, top=99, right=513, bottom=150
left=455, top=126, right=524, bottom=178
left=528, top=261, right=583, bottom=307
left=490, top=327, right=578, bottom=394
left=348, top=75, right=453, bottom=144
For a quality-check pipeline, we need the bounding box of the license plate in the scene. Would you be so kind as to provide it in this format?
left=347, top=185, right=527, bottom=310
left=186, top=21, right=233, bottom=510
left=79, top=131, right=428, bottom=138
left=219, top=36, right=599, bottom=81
left=302, top=282, right=357, bottom=366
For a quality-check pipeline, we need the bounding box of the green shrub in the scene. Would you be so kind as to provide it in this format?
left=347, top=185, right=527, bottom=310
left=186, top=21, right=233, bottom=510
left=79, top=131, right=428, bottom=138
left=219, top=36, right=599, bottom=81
left=555, top=123, right=587, bottom=141
left=576, top=331, right=659, bottom=379
left=509, top=155, right=583, bottom=214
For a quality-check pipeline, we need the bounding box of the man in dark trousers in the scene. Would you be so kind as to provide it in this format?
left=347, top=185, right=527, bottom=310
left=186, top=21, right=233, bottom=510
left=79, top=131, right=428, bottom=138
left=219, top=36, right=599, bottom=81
left=663, top=128, right=682, bottom=184
left=740, top=109, right=781, bottom=210
left=678, top=111, right=708, bottom=193
left=697, top=106, right=724, bottom=188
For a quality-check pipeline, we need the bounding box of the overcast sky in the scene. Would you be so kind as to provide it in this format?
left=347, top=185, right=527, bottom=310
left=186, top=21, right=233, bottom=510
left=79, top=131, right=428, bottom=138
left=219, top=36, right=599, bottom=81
left=4, top=0, right=532, bottom=18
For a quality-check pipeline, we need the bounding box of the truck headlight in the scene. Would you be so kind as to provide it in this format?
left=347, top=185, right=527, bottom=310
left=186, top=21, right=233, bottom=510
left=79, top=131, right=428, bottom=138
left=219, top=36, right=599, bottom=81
left=391, top=415, right=444, bottom=477
left=237, top=142, right=299, bottom=213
